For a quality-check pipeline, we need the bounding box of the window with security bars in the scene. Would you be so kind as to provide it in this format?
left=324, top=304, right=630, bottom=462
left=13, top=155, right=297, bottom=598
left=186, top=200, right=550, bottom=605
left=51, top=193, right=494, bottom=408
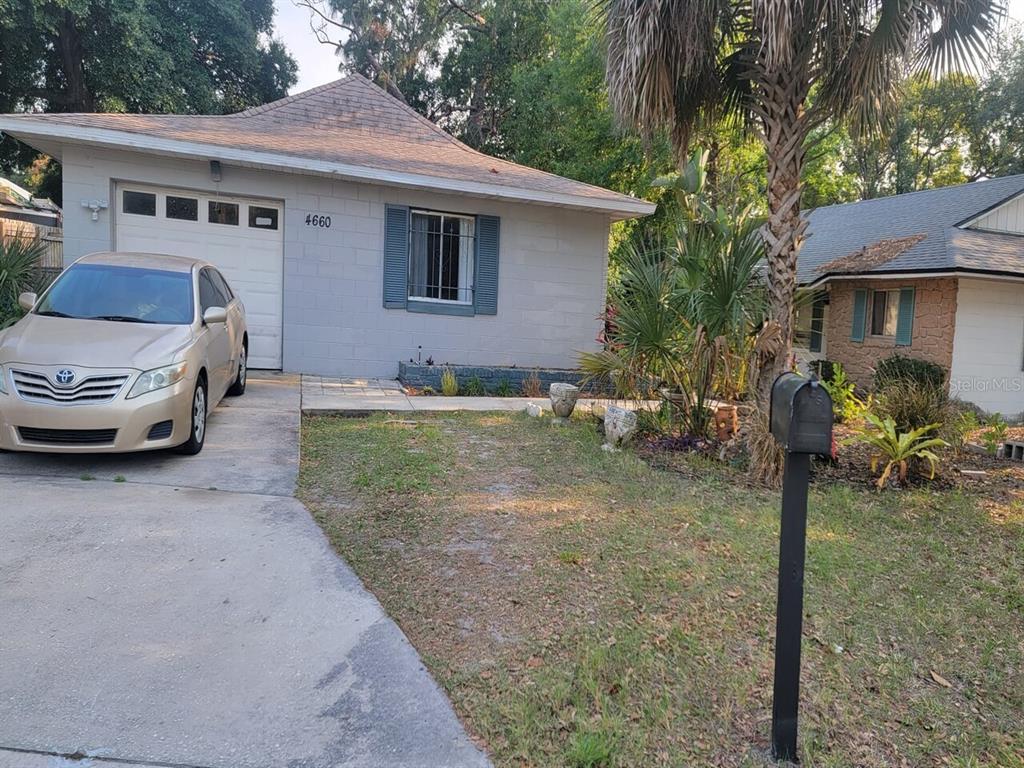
left=409, top=210, right=475, bottom=303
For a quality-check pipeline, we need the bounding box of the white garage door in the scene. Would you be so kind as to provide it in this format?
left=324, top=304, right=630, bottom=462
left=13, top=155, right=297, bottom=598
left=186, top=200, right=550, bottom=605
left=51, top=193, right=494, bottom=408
left=115, top=183, right=284, bottom=369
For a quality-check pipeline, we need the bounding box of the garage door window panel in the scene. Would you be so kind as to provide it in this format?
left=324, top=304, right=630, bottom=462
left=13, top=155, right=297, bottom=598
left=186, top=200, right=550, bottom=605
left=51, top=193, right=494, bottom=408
left=122, top=190, right=156, bottom=217
left=166, top=196, right=198, bottom=221
left=209, top=201, right=239, bottom=226
left=248, top=206, right=279, bottom=230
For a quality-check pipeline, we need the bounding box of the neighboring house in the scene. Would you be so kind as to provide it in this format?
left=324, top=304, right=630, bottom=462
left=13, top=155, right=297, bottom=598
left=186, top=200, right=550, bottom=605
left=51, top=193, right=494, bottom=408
left=0, top=75, right=653, bottom=373
left=0, top=177, right=63, bottom=269
left=794, top=174, right=1024, bottom=415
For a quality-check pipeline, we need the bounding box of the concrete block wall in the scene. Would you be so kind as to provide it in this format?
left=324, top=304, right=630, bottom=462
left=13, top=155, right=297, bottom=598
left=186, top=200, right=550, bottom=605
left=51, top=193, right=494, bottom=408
left=60, top=145, right=613, bottom=378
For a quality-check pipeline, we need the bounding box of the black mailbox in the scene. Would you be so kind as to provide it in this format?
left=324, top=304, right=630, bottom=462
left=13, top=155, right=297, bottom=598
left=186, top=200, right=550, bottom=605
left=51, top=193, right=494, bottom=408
left=770, top=373, right=833, bottom=455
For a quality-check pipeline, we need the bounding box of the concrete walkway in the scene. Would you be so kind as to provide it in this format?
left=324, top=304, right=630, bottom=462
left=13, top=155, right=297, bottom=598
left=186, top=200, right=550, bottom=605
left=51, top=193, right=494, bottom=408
left=0, top=373, right=489, bottom=768
left=301, top=375, right=641, bottom=415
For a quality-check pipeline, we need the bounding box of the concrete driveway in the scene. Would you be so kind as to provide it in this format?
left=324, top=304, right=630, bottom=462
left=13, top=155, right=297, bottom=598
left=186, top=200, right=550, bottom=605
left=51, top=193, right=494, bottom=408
left=0, top=374, right=489, bottom=768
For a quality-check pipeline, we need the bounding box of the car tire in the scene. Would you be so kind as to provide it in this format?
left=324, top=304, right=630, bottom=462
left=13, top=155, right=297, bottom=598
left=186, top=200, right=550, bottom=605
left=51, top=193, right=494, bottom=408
left=227, top=344, right=247, bottom=397
left=175, top=379, right=208, bottom=455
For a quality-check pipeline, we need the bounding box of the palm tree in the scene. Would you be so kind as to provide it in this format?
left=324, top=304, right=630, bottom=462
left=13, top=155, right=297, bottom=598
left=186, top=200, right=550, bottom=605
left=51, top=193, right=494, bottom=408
left=600, top=0, right=1003, bottom=406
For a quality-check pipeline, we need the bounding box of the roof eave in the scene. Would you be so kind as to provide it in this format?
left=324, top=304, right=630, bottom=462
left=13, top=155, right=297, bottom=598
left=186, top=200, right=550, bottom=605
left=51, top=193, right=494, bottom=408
left=802, top=265, right=1024, bottom=289
left=0, top=118, right=656, bottom=220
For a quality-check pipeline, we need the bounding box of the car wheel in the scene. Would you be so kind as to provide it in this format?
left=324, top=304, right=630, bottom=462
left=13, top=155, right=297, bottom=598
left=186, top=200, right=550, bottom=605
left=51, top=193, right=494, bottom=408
left=175, top=379, right=207, bottom=455
left=227, top=344, right=247, bottom=397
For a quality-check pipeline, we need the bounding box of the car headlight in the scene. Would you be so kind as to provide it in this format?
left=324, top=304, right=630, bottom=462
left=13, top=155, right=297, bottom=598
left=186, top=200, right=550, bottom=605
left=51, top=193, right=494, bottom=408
left=127, top=362, right=188, bottom=399
left=0, top=364, right=7, bottom=396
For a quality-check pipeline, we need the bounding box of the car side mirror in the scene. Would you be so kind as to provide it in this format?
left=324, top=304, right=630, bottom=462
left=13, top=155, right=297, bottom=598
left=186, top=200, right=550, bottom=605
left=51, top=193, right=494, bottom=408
left=203, top=306, right=228, bottom=325
left=18, top=292, right=37, bottom=311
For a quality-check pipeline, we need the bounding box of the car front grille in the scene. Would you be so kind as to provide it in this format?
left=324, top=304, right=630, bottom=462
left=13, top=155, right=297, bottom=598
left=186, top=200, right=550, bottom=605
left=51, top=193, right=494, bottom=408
left=11, top=368, right=130, bottom=405
left=147, top=420, right=174, bottom=440
left=17, top=427, right=118, bottom=446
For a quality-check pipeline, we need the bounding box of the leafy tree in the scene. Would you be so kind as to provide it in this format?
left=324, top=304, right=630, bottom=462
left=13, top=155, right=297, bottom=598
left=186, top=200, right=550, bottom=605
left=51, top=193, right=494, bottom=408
left=599, top=0, right=1002, bottom=418
left=0, top=0, right=297, bottom=201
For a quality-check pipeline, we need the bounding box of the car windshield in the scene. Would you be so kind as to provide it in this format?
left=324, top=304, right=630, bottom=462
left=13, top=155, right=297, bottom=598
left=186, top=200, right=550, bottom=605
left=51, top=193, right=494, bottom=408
left=35, top=263, right=194, bottom=325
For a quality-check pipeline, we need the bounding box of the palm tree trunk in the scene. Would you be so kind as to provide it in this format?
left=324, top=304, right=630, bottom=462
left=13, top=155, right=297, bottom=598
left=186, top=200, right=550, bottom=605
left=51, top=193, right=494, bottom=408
left=756, top=69, right=809, bottom=408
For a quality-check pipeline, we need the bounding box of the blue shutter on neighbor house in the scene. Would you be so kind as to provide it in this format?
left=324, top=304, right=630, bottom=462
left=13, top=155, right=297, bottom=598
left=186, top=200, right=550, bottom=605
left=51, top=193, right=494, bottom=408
left=895, top=287, right=916, bottom=346
left=474, top=215, right=500, bottom=315
left=383, top=204, right=410, bottom=309
left=851, top=289, right=867, bottom=342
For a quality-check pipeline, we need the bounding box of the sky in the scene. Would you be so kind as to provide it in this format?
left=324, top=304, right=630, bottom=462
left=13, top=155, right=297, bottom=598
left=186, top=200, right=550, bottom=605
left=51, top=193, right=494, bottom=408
left=275, top=0, right=1024, bottom=95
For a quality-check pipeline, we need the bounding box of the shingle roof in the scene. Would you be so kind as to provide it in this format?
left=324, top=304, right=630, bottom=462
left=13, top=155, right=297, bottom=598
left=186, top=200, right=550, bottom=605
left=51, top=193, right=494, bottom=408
left=798, top=174, right=1024, bottom=285
left=0, top=75, right=653, bottom=219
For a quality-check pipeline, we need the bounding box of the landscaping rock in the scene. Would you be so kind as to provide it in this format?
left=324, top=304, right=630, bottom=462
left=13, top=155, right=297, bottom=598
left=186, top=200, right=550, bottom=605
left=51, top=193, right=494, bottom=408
left=525, top=402, right=544, bottom=417
left=603, top=406, right=638, bottom=451
left=549, top=382, right=580, bottom=420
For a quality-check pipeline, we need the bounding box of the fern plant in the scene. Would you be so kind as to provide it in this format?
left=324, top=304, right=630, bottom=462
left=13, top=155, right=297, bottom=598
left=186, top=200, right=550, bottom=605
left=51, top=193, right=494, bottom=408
left=851, top=414, right=948, bottom=489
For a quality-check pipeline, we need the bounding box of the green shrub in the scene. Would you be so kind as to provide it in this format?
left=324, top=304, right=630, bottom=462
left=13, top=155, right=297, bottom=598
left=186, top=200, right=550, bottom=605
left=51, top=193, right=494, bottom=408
left=440, top=368, right=459, bottom=397
left=819, top=364, right=870, bottom=424
left=492, top=378, right=515, bottom=397
left=421, top=386, right=436, bottom=396
left=461, top=376, right=486, bottom=396
left=876, top=377, right=952, bottom=433
left=0, top=237, right=47, bottom=328
left=980, top=414, right=1008, bottom=455
left=874, top=354, right=947, bottom=390
left=944, top=407, right=979, bottom=452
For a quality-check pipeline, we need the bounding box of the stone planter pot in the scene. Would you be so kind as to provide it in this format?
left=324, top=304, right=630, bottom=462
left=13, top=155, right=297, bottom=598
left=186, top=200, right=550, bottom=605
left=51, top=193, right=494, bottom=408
left=549, top=382, right=580, bottom=420
left=603, top=406, right=638, bottom=450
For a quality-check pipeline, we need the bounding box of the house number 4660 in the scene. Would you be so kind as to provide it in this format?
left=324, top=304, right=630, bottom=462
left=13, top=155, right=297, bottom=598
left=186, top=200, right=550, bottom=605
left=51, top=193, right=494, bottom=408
left=305, top=214, right=332, bottom=228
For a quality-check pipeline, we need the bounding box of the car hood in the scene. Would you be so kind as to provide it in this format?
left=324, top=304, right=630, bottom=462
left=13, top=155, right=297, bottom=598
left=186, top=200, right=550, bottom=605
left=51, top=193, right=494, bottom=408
left=0, top=314, right=195, bottom=371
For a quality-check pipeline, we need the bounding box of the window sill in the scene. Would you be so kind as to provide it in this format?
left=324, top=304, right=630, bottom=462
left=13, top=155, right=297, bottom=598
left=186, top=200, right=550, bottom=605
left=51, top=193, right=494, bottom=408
left=406, top=299, right=475, bottom=317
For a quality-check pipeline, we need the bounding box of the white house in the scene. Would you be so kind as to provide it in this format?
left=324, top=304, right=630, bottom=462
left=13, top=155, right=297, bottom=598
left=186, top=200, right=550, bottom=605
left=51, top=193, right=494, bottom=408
left=0, top=75, right=654, bottom=375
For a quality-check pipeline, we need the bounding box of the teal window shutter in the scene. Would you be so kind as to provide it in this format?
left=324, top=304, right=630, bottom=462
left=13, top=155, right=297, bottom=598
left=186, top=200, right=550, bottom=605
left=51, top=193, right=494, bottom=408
left=474, top=215, right=500, bottom=315
left=851, top=289, right=867, bottom=342
left=383, top=205, right=409, bottom=309
left=895, top=287, right=915, bottom=346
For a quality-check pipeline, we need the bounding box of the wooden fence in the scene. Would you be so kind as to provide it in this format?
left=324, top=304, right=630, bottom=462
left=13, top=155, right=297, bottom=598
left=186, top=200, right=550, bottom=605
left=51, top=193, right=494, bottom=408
left=0, top=220, right=64, bottom=269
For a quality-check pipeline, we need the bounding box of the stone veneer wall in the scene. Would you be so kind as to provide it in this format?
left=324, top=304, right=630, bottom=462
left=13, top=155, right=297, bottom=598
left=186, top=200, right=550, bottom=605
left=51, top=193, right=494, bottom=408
left=398, top=362, right=607, bottom=394
left=824, top=277, right=958, bottom=388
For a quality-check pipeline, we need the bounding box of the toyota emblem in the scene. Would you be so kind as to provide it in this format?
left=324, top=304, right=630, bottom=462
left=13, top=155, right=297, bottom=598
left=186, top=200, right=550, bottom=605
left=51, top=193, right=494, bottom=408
left=54, top=368, right=77, bottom=387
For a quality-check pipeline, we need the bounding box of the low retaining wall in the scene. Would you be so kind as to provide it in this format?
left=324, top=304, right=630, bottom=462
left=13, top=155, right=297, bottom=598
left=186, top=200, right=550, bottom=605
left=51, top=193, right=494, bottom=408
left=398, top=362, right=604, bottom=395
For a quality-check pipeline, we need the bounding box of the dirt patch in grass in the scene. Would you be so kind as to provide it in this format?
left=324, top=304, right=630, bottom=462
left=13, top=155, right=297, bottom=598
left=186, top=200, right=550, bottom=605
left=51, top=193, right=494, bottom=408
left=299, top=412, right=1024, bottom=768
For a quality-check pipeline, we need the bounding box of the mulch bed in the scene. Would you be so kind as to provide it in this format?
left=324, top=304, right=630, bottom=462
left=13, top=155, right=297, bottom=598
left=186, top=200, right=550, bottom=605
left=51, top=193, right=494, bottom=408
left=639, top=422, right=1024, bottom=498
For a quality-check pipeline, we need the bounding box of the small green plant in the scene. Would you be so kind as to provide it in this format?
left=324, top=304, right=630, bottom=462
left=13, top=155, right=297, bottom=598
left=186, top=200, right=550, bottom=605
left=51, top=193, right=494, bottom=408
left=874, top=354, right=947, bottom=390
left=492, top=378, right=515, bottom=397
left=461, top=376, right=486, bottom=396
left=113, top=475, right=126, bottom=483
left=440, top=368, right=459, bottom=397
left=566, top=730, right=616, bottom=768
left=521, top=370, right=543, bottom=398
left=421, top=385, right=436, bottom=396
left=944, top=408, right=979, bottom=453
left=980, top=413, right=1008, bottom=455
left=851, top=413, right=948, bottom=489
left=79, top=473, right=95, bottom=481
left=820, top=364, right=870, bottom=424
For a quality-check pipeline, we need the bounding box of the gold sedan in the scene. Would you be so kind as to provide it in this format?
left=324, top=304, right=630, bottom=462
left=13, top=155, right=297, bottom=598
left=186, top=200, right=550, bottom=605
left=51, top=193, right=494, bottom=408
left=0, top=252, right=248, bottom=454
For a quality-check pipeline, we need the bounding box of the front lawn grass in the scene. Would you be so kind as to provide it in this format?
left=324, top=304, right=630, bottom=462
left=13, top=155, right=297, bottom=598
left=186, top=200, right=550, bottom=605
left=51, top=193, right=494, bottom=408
left=299, top=412, right=1024, bottom=768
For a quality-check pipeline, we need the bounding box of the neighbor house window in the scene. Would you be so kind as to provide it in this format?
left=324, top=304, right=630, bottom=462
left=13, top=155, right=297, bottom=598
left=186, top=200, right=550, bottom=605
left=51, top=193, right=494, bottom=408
left=208, top=201, right=239, bottom=225
left=409, top=210, right=475, bottom=303
left=870, top=289, right=900, bottom=336
left=122, top=190, right=156, bottom=216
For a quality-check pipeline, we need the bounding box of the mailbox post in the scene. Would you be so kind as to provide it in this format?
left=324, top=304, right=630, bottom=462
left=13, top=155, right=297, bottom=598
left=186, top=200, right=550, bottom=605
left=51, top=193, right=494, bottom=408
left=768, top=373, right=833, bottom=763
